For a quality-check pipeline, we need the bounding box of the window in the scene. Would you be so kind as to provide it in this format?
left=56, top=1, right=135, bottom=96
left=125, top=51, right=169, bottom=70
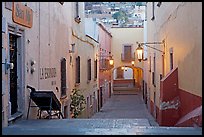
left=152, top=54, right=156, bottom=87
left=94, top=59, right=97, bottom=79
left=100, top=58, right=109, bottom=70
left=61, top=58, right=67, bottom=97
left=152, top=72, right=155, bottom=86
left=122, top=45, right=133, bottom=62
left=76, top=56, right=80, bottom=84
left=87, top=59, right=91, bottom=81
left=149, top=56, right=151, bottom=72
left=170, top=53, right=173, bottom=70
left=162, top=54, right=164, bottom=76
left=90, top=95, right=92, bottom=106
left=170, top=47, right=173, bottom=70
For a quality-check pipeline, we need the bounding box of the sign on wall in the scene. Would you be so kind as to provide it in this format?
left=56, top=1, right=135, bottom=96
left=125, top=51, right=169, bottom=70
left=12, top=2, right=33, bottom=28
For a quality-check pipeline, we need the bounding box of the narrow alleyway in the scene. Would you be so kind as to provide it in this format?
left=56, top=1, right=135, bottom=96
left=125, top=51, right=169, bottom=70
left=91, top=90, right=159, bottom=126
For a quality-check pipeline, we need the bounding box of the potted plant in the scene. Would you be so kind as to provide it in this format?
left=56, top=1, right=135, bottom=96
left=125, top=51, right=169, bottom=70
left=70, top=89, right=86, bottom=118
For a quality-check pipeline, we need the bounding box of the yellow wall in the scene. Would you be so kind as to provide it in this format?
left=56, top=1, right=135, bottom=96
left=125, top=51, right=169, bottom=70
left=145, top=2, right=202, bottom=107
left=110, top=28, right=144, bottom=69
left=71, top=2, right=99, bottom=118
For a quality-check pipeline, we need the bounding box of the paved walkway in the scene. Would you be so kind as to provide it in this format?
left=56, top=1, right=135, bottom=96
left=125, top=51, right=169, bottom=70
left=2, top=119, right=202, bottom=135
left=2, top=90, right=202, bottom=135
left=91, top=90, right=159, bottom=126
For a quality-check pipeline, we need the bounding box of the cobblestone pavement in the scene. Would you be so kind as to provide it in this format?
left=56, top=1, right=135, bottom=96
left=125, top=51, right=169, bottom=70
left=91, top=90, right=159, bottom=126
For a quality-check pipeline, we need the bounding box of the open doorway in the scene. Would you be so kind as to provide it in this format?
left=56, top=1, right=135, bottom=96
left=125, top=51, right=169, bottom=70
left=9, top=33, right=19, bottom=115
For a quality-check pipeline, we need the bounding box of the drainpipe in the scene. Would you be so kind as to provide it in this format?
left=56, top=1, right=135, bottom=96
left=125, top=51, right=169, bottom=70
left=38, top=2, right=40, bottom=90
left=151, top=2, right=155, bottom=21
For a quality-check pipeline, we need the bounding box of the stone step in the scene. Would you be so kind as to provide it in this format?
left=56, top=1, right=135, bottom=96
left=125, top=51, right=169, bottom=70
left=113, top=87, right=138, bottom=91
left=113, top=88, right=138, bottom=95
left=2, top=119, right=202, bottom=135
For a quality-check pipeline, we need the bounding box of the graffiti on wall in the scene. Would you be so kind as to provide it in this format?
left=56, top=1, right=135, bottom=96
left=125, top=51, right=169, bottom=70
left=160, top=96, right=180, bottom=110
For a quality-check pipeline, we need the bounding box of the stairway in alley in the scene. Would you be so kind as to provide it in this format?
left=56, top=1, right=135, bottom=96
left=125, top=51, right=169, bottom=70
left=2, top=89, right=202, bottom=135
left=2, top=119, right=202, bottom=135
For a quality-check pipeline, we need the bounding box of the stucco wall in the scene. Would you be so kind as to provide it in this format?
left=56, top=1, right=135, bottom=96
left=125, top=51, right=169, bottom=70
left=145, top=2, right=202, bottom=119
left=110, top=28, right=144, bottom=69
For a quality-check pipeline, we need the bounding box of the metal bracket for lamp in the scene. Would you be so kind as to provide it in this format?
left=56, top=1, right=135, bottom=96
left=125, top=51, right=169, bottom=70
left=137, top=40, right=165, bottom=54
left=136, top=40, right=165, bottom=62
left=2, top=59, right=14, bottom=74
left=69, top=43, right=75, bottom=53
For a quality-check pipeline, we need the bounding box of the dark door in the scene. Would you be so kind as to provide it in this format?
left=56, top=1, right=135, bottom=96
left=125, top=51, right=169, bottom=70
left=145, top=83, right=147, bottom=104
left=100, top=87, right=103, bottom=108
left=124, top=45, right=131, bottom=60
left=61, top=58, right=66, bottom=97
left=109, top=82, right=111, bottom=98
left=117, top=67, right=123, bottom=79
left=97, top=89, right=100, bottom=112
left=9, top=33, right=18, bottom=115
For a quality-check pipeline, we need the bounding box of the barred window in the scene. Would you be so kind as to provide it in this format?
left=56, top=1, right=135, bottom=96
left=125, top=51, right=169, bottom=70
left=61, top=58, right=67, bottom=97
left=76, top=56, right=80, bottom=83
left=94, top=59, right=97, bottom=79
left=87, top=59, right=91, bottom=81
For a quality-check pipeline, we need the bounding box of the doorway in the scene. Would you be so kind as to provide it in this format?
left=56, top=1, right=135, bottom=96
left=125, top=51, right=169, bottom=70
left=9, top=33, right=19, bottom=115
left=7, top=25, right=25, bottom=121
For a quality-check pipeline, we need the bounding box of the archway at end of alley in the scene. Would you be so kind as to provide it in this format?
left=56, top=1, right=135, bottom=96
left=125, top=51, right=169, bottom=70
left=111, top=66, right=143, bottom=94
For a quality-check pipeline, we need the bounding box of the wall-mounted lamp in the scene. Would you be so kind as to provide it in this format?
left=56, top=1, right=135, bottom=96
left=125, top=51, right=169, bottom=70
left=131, top=61, right=135, bottom=66
left=97, top=53, right=114, bottom=67
left=69, top=43, right=75, bottom=53
left=30, top=59, right=36, bottom=74
left=121, top=66, right=128, bottom=71
left=136, top=40, right=165, bottom=62
left=136, top=44, right=144, bottom=62
left=31, top=67, right=35, bottom=74
left=109, top=56, right=114, bottom=66
left=31, top=60, right=36, bottom=66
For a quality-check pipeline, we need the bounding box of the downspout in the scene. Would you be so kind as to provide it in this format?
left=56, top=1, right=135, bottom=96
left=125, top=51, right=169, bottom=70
left=151, top=2, right=155, bottom=21
left=38, top=2, right=40, bottom=90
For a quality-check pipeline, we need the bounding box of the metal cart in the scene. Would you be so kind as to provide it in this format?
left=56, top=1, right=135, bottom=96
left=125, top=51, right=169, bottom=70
left=26, top=85, right=64, bottom=119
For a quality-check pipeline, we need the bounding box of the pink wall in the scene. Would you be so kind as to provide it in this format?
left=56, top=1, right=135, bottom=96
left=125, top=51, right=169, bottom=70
left=158, top=68, right=180, bottom=126
left=157, top=67, right=202, bottom=127
left=98, top=23, right=112, bottom=86
left=176, top=88, right=202, bottom=127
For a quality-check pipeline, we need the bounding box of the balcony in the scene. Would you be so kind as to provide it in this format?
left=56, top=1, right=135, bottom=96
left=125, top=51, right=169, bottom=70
left=121, top=52, right=135, bottom=62
left=99, top=58, right=112, bottom=71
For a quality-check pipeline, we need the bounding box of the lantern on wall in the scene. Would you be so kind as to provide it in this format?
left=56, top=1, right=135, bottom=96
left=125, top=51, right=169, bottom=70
left=136, top=44, right=144, bottom=62
left=109, top=56, right=114, bottom=65
left=131, top=61, right=135, bottom=66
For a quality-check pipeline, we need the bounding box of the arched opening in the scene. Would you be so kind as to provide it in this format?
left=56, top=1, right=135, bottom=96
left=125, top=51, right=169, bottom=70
left=112, top=66, right=143, bottom=94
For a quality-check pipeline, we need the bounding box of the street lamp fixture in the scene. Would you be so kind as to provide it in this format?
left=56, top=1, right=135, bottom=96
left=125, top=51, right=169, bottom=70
left=97, top=53, right=114, bottom=69
left=136, top=44, right=144, bottom=62
left=131, top=60, right=135, bottom=66
left=136, top=40, right=165, bottom=62
left=109, top=56, right=114, bottom=66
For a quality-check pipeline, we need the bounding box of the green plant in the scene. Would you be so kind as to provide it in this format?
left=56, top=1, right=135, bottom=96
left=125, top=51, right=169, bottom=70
left=70, top=89, right=86, bottom=118
left=112, top=11, right=128, bottom=24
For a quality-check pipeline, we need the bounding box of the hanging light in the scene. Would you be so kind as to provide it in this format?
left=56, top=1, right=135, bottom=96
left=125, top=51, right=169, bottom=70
left=124, top=67, right=128, bottom=71
left=136, top=44, right=144, bottom=62
left=109, top=56, right=114, bottom=65
left=131, top=61, right=135, bottom=66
